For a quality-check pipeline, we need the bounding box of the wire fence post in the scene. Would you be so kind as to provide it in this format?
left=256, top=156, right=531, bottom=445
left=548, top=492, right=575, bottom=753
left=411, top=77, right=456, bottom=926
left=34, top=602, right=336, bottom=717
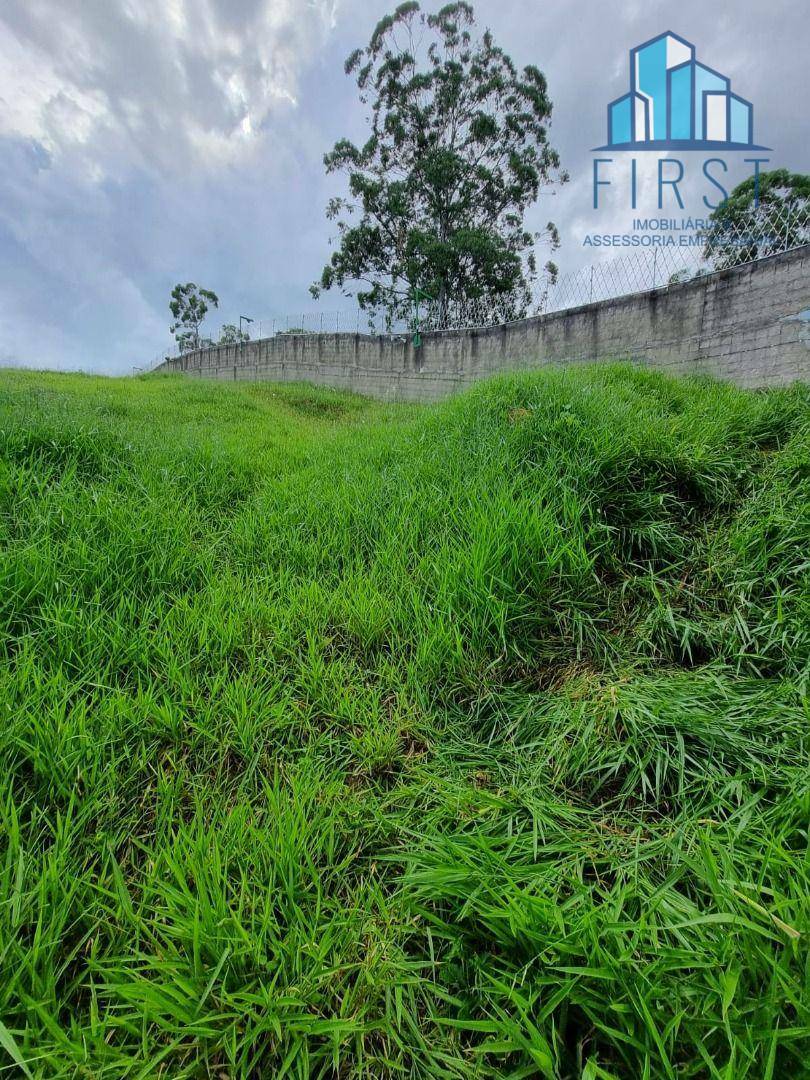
left=652, top=248, right=658, bottom=289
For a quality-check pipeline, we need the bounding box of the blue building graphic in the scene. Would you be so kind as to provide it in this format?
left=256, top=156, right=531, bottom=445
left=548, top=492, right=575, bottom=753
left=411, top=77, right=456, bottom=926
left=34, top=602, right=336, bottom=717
left=597, top=31, right=768, bottom=150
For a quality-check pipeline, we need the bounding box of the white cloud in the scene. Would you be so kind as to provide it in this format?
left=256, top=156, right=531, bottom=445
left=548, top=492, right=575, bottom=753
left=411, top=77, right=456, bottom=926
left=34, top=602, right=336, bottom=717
left=0, top=0, right=343, bottom=372
left=0, top=0, right=337, bottom=175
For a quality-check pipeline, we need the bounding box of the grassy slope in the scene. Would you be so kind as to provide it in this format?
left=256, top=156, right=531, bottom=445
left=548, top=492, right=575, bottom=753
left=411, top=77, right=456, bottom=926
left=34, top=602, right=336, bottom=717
left=0, top=365, right=808, bottom=1079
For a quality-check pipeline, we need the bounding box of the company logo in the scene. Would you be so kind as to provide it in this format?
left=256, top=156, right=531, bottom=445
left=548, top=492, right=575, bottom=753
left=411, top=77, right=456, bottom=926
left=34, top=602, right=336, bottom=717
left=595, top=31, right=769, bottom=152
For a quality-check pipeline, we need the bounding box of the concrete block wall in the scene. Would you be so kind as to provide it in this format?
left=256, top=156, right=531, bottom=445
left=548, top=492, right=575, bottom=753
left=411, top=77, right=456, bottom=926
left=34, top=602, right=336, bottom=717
left=156, top=245, right=810, bottom=400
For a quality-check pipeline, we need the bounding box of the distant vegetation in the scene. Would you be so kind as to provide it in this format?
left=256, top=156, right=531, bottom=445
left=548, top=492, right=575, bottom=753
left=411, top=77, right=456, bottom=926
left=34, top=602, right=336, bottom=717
left=705, top=168, right=810, bottom=270
left=0, top=365, right=808, bottom=1077
left=312, top=1, right=566, bottom=327
left=218, top=323, right=251, bottom=345
left=169, top=281, right=219, bottom=352
left=169, top=291, right=251, bottom=353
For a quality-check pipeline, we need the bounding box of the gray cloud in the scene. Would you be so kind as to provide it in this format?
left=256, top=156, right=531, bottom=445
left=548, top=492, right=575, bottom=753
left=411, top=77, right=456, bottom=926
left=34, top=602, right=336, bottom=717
left=0, top=0, right=806, bottom=373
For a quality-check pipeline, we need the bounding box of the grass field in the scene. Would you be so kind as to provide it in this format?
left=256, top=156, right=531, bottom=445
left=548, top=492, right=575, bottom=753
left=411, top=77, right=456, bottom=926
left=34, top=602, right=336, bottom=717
left=0, top=364, right=808, bottom=1078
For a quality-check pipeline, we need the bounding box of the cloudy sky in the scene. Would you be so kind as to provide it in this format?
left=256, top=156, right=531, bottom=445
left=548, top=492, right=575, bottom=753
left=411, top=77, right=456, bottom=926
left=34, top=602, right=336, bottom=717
left=0, top=0, right=806, bottom=373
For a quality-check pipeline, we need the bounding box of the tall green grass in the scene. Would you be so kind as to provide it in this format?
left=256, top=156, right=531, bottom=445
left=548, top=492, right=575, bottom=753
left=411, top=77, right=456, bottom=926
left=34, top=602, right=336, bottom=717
left=0, top=364, right=807, bottom=1078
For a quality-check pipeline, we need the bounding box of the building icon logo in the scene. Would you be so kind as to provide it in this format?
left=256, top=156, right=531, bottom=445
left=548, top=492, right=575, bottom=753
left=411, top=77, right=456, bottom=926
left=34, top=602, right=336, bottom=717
left=596, top=31, right=769, bottom=151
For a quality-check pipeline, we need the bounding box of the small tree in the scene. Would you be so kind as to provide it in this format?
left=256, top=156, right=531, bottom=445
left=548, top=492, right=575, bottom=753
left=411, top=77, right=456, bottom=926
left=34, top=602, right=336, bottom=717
left=170, top=283, right=219, bottom=352
left=312, top=2, right=565, bottom=327
left=219, top=324, right=250, bottom=345
left=703, top=169, right=809, bottom=270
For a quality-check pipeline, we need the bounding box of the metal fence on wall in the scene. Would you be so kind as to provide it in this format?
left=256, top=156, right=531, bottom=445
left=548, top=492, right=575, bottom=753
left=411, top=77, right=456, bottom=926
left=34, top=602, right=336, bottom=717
left=148, top=203, right=808, bottom=369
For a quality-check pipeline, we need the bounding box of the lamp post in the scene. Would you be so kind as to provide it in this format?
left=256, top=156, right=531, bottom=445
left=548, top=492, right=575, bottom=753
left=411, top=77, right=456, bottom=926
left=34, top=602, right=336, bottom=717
left=239, top=315, right=253, bottom=376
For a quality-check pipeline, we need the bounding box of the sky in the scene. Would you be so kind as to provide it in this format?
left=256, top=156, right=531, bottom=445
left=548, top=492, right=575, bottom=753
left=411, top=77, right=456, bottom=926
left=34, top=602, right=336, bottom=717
left=0, top=0, right=807, bottom=374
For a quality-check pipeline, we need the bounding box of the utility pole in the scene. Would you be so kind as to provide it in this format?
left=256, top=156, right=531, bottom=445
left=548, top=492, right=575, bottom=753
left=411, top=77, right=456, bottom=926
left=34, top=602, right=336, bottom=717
left=239, top=315, right=253, bottom=373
